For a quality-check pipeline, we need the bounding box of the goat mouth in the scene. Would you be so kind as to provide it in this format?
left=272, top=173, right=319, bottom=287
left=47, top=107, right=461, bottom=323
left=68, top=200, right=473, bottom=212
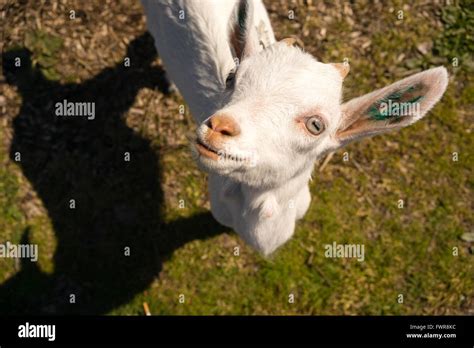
left=194, top=138, right=256, bottom=167
left=195, top=138, right=219, bottom=160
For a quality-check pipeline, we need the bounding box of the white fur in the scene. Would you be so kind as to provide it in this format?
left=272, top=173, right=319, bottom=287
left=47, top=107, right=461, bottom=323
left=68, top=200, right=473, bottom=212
left=142, top=0, right=448, bottom=255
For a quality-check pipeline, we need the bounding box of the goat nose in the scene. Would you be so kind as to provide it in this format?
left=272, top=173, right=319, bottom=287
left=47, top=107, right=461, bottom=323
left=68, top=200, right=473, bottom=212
left=208, top=114, right=240, bottom=137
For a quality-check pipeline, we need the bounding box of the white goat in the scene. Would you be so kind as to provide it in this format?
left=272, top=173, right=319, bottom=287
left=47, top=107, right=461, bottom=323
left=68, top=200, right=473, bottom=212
left=141, top=0, right=448, bottom=255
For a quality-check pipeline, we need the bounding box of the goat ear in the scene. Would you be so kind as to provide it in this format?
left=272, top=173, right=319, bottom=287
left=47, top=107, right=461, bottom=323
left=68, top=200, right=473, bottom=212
left=333, top=67, right=448, bottom=148
left=330, top=62, right=350, bottom=79
left=229, top=0, right=260, bottom=61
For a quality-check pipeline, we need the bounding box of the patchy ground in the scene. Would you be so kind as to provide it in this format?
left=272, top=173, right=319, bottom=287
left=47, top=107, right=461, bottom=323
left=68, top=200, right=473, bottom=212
left=0, top=0, right=472, bottom=315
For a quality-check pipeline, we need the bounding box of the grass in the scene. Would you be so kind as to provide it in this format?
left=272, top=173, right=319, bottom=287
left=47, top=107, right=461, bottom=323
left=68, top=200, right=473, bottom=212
left=0, top=0, right=472, bottom=315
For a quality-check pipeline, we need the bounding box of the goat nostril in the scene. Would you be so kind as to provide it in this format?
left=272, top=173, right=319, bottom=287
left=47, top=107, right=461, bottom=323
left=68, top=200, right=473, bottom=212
left=209, top=115, right=240, bottom=137
left=215, top=124, right=238, bottom=136
left=220, top=128, right=234, bottom=136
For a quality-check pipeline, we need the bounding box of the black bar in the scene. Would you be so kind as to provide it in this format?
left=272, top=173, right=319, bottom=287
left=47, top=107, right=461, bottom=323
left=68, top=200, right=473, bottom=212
left=0, top=316, right=472, bottom=345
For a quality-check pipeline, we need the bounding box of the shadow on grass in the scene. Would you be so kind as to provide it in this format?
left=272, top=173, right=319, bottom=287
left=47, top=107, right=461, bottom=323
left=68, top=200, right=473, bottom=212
left=0, top=32, right=224, bottom=314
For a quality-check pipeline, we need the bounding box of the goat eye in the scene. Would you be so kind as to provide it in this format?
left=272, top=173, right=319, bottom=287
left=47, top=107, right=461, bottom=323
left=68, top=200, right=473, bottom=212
left=226, top=69, right=236, bottom=88
left=305, top=116, right=325, bottom=135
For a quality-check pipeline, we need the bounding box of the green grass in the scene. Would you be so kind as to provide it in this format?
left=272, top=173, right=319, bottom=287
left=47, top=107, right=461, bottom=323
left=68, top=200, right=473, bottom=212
left=0, top=0, right=472, bottom=315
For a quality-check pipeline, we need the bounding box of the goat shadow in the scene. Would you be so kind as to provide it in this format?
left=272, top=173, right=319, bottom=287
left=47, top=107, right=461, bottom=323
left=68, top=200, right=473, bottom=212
left=0, top=32, right=223, bottom=314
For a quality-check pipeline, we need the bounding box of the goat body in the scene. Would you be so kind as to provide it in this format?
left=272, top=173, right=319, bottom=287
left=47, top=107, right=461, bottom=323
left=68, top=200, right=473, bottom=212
left=142, top=0, right=448, bottom=255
